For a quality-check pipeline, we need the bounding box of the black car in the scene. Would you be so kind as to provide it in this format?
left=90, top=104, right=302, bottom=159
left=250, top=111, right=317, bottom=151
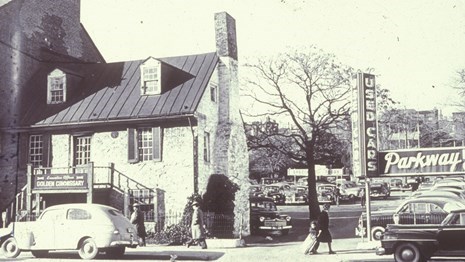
left=249, top=196, right=292, bottom=235
left=356, top=196, right=465, bottom=240
left=377, top=208, right=465, bottom=262
left=263, top=185, right=286, bottom=204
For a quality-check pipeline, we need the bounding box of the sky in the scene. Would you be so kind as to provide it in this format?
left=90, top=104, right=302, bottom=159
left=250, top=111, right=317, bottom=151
left=80, top=0, right=465, bottom=117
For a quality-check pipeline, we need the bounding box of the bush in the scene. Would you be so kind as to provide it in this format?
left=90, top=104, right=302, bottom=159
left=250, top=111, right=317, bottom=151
left=146, top=193, right=201, bottom=245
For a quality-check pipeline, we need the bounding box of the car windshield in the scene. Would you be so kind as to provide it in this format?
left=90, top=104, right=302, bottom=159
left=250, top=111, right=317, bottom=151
left=251, top=201, right=277, bottom=211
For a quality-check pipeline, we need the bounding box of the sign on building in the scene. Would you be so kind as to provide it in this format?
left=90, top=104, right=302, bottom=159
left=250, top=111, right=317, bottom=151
left=33, top=173, right=88, bottom=190
left=379, top=147, right=465, bottom=176
left=351, top=73, right=378, bottom=177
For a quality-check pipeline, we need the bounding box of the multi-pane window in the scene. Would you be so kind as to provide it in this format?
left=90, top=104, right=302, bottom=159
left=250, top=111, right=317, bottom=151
left=210, top=83, right=217, bottom=102
left=47, top=69, right=66, bottom=104
left=204, top=132, right=210, bottom=162
left=138, top=128, right=153, bottom=161
left=128, top=127, right=162, bottom=163
left=74, top=136, right=91, bottom=166
left=50, top=76, right=64, bottom=103
left=29, top=135, right=43, bottom=167
left=141, top=63, right=160, bottom=95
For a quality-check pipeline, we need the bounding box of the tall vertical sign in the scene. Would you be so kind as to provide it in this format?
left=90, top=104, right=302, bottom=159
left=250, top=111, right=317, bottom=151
left=351, top=73, right=378, bottom=177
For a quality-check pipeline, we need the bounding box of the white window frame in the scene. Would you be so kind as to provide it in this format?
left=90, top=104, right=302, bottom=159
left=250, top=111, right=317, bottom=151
left=210, top=83, right=218, bottom=102
left=74, top=136, right=91, bottom=166
left=29, top=135, right=43, bottom=167
left=47, top=69, right=67, bottom=104
left=138, top=128, right=154, bottom=161
left=204, top=132, right=210, bottom=162
left=140, top=59, right=161, bottom=95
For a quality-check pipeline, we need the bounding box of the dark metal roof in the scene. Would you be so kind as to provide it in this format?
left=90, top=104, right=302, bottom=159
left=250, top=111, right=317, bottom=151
left=21, top=52, right=218, bottom=127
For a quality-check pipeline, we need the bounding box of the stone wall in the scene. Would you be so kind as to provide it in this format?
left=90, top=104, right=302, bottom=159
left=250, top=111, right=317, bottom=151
left=50, top=126, right=195, bottom=214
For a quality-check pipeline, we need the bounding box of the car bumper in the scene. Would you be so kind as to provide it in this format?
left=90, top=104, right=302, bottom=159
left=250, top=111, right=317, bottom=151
left=110, top=239, right=138, bottom=248
left=259, top=225, right=292, bottom=230
left=376, top=247, right=385, bottom=255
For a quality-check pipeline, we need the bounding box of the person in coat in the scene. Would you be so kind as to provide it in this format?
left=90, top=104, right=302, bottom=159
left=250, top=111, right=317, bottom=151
left=186, top=201, right=207, bottom=249
left=311, top=203, right=335, bottom=254
left=130, top=203, right=146, bottom=246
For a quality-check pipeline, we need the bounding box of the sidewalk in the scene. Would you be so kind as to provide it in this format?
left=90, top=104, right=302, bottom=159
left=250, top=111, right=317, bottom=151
left=139, top=238, right=382, bottom=262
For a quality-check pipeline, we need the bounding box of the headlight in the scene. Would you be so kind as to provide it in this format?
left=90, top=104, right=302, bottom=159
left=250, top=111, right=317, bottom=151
left=286, top=216, right=291, bottom=222
left=259, top=216, right=265, bottom=222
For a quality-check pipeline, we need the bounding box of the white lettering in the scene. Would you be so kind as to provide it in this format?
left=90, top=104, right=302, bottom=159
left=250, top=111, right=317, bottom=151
left=367, top=161, right=377, bottom=171
left=383, top=151, right=463, bottom=173
left=366, top=112, right=376, bottom=121
left=365, top=77, right=375, bottom=88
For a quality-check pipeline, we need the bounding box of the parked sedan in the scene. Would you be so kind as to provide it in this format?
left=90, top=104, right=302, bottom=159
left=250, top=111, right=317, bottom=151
left=377, top=208, right=465, bottom=262
left=0, top=203, right=138, bottom=259
left=263, top=185, right=286, bottom=204
left=356, top=196, right=465, bottom=240
left=317, top=184, right=336, bottom=204
left=249, top=196, right=292, bottom=235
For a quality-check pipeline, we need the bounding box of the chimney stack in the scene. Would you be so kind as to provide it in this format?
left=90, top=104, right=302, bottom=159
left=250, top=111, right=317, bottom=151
left=214, top=12, right=238, bottom=60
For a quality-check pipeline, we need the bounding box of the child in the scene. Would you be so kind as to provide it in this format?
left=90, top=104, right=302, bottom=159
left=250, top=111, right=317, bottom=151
left=302, top=220, right=319, bottom=255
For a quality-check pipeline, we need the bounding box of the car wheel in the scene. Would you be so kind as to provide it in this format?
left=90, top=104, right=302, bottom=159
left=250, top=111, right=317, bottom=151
left=371, top=226, right=385, bottom=241
left=78, top=238, right=99, bottom=260
left=106, top=247, right=125, bottom=258
left=1, top=237, right=21, bottom=258
left=394, top=242, right=424, bottom=262
left=31, top=250, right=49, bottom=258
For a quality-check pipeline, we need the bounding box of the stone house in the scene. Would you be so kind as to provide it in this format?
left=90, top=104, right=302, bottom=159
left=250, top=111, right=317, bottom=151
left=0, top=0, right=249, bottom=236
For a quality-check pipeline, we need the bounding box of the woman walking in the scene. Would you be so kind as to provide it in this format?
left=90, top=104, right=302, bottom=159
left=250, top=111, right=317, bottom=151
left=311, top=203, right=335, bottom=255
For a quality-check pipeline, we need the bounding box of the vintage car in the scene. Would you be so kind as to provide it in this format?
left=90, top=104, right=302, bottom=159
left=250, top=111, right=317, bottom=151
left=249, top=185, right=264, bottom=197
left=356, top=197, right=465, bottom=240
left=263, top=185, right=286, bottom=204
left=0, top=203, right=138, bottom=259
left=389, top=178, right=408, bottom=192
left=317, top=184, right=336, bottom=204
left=249, top=196, right=292, bottom=235
left=338, top=181, right=362, bottom=203
left=369, top=182, right=390, bottom=199
left=377, top=208, right=465, bottom=262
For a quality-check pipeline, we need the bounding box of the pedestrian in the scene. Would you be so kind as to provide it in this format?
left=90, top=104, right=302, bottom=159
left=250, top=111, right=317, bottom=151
left=130, top=203, right=146, bottom=247
left=302, top=220, right=319, bottom=254
left=334, top=185, right=341, bottom=206
left=359, top=188, right=366, bottom=207
left=311, top=203, right=335, bottom=255
left=186, top=200, right=207, bottom=249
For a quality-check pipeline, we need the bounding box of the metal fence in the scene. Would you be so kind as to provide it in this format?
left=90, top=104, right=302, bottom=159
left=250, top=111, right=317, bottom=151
left=149, top=211, right=235, bottom=238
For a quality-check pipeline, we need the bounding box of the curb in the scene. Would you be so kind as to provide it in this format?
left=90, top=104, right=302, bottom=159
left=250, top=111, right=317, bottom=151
left=207, top=238, right=246, bottom=248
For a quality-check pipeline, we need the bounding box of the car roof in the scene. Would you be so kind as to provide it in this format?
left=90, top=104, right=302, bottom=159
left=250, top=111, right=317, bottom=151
left=250, top=196, right=275, bottom=202
left=44, top=203, right=118, bottom=212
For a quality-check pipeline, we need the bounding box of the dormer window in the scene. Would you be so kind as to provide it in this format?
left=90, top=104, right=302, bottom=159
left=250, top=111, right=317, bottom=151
left=140, top=58, right=161, bottom=95
left=47, top=69, right=66, bottom=104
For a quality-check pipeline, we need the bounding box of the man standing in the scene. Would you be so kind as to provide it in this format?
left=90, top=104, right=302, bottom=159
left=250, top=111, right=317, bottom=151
left=186, top=201, right=207, bottom=249
left=130, top=203, right=146, bottom=247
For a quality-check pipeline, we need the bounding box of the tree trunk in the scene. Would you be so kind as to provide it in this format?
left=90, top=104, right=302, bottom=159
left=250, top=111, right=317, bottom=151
left=306, top=141, right=321, bottom=220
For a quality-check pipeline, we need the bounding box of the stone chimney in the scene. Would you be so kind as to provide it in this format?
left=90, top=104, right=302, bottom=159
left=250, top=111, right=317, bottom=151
left=214, top=12, right=240, bottom=125
left=212, top=12, right=250, bottom=237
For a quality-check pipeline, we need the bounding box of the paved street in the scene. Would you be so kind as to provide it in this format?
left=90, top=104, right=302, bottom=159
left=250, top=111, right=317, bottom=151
left=2, top=192, right=413, bottom=261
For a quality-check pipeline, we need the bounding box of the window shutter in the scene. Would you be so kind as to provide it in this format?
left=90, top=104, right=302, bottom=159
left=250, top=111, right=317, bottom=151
left=128, top=128, right=139, bottom=163
left=42, top=134, right=51, bottom=167
left=152, top=127, right=161, bottom=161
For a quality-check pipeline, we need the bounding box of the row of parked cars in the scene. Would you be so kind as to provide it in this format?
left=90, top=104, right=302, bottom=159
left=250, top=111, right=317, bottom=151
left=355, top=175, right=465, bottom=262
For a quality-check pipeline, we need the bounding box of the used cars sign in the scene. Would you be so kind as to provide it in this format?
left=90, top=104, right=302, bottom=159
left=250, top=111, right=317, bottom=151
left=379, top=147, right=465, bottom=176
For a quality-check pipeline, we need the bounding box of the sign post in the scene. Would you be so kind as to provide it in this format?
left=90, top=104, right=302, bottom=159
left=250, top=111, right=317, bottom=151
left=351, top=72, right=378, bottom=241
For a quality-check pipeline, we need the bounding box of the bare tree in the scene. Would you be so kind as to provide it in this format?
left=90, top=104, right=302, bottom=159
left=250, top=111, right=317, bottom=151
left=242, top=47, right=353, bottom=219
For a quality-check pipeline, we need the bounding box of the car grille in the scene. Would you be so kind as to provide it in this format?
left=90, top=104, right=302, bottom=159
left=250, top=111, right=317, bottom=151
left=264, top=220, right=286, bottom=227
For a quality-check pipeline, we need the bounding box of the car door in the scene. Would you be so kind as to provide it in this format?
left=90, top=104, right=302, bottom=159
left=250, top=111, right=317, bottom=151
left=32, top=208, right=63, bottom=249
left=397, top=203, right=415, bottom=224
left=436, top=213, right=465, bottom=253
left=54, top=208, right=93, bottom=249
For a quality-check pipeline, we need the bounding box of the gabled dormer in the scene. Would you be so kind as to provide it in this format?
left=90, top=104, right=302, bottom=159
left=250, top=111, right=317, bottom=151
left=140, top=58, right=161, bottom=95
left=47, top=69, right=67, bottom=104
